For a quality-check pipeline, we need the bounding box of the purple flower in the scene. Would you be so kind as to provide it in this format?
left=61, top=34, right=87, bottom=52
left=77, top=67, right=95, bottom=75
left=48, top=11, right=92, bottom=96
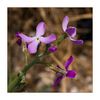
left=48, top=45, right=57, bottom=52
left=16, top=22, right=56, bottom=54
left=53, top=56, right=76, bottom=87
left=62, top=16, right=83, bottom=45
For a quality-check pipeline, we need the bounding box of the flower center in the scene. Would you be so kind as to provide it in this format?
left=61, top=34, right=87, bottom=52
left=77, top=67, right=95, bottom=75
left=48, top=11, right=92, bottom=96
left=35, top=37, right=40, bottom=42
left=36, top=37, right=39, bottom=41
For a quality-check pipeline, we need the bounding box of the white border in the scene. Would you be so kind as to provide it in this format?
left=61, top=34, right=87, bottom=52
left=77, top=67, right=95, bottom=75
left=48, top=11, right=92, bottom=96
left=0, top=0, right=99, bottom=100
left=0, top=0, right=93, bottom=7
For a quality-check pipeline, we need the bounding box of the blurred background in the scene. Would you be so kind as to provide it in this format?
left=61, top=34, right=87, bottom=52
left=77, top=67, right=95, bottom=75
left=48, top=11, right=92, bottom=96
left=8, top=8, right=92, bottom=92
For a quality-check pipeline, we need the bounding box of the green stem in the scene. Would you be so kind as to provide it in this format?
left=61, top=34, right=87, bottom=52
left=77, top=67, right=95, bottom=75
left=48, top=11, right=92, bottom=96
left=8, top=57, right=51, bottom=92
left=8, top=58, right=39, bottom=92
left=55, top=33, right=67, bottom=45
left=8, top=74, right=22, bottom=92
left=22, top=59, right=38, bottom=75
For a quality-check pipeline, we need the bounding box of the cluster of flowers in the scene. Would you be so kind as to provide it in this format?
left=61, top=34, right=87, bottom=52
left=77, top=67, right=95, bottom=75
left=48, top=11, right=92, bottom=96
left=16, top=16, right=83, bottom=87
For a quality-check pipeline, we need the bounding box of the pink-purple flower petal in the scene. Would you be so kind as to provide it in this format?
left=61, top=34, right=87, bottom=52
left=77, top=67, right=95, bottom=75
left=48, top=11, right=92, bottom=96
left=66, top=27, right=76, bottom=37
left=36, top=22, right=46, bottom=36
left=62, top=16, right=69, bottom=32
left=66, top=70, right=76, bottom=78
left=27, top=40, right=39, bottom=54
left=40, top=34, right=56, bottom=44
left=53, top=72, right=64, bottom=87
left=69, top=37, right=84, bottom=45
left=16, top=32, right=33, bottom=43
left=64, top=56, right=74, bottom=70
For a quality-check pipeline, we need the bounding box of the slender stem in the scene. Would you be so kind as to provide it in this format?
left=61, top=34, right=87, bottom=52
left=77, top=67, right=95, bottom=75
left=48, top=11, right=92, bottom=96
left=8, top=58, right=38, bottom=92
left=8, top=58, right=51, bottom=92
left=22, top=59, right=38, bottom=75
left=8, top=74, right=23, bottom=92
left=50, top=54, right=65, bottom=69
left=55, top=33, right=67, bottom=45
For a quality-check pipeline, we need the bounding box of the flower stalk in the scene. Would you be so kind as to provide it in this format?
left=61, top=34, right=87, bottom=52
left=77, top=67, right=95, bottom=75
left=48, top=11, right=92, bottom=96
left=8, top=58, right=39, bottom=92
